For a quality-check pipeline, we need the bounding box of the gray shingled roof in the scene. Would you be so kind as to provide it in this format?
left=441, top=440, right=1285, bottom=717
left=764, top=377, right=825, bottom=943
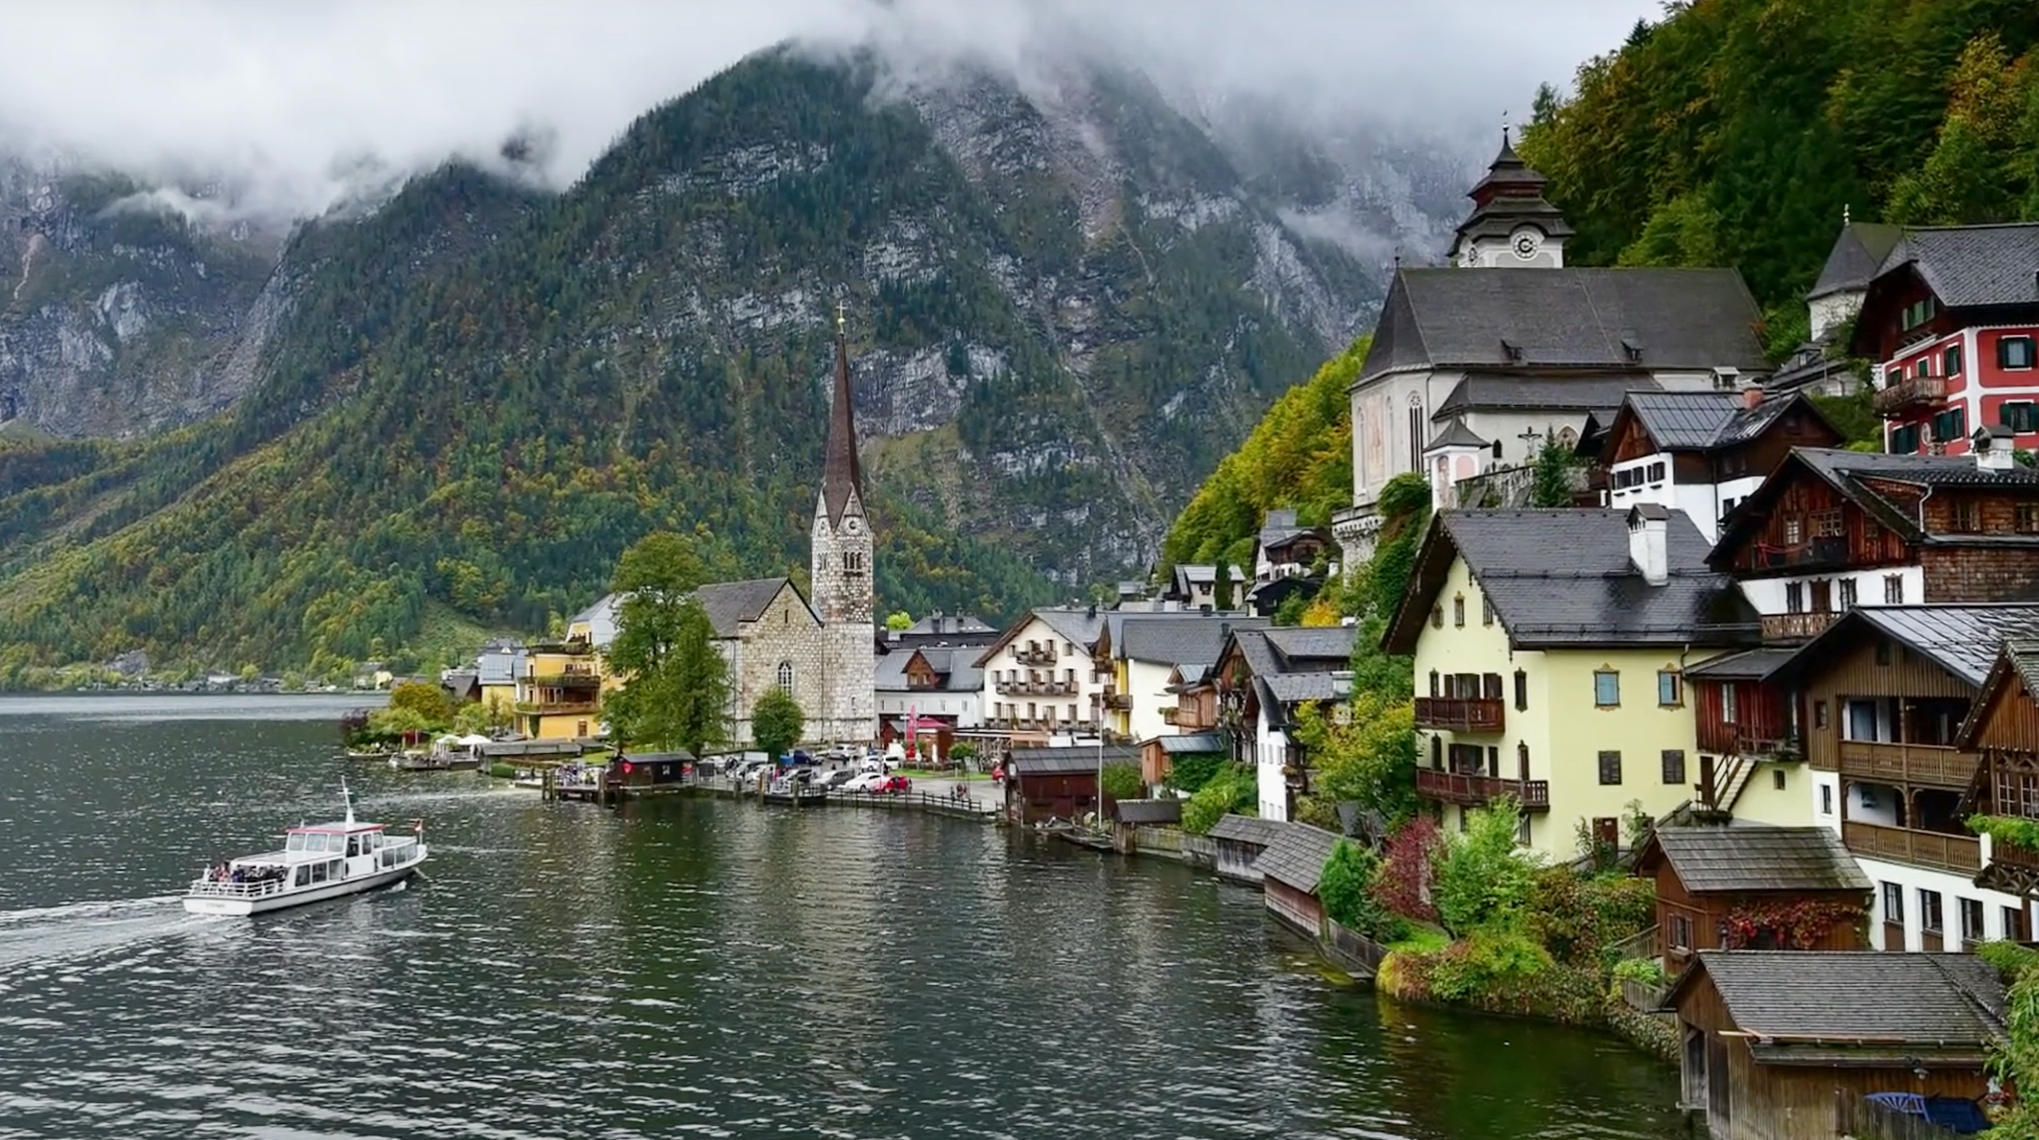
left=1251, top=824, right=1344, bottom=894
left=1645, top=826, right=1870, bottom=894
left=1794, top=605, right=2039, bottom=689
left=1210, top=814, right=1287, bottom=847
left=1808, top=222, right=1903, bottom=301
left=1262, top=626, right=1357, bottom=667
left=1261, top=672, right=1351, bottom=704
left=1359, top=267, right=1770, bottom=382
left=1119, top=615, right=1269, bottom=667
left=1115, top=798, right=1184, bottom=825
left=1008, top=746, right=1138, bottom=776
left=1259, top=509, right=1305, bottom=548
left=1386, top=509, right=1758, bottom=653
left=694, top=578, right=804, bottom=638
left=1682, top=646, right=1799, bottom=681
left=873, top=646, right=982, bottom=693
left=1426, top=419, right=1491, bottom=451
left=1434, top=375, right=1659, bottom=420
left=1034, top=607, right=1108, bottom=649
left=1153, top=732, right=1226, bottom=754
left=1879, top=223, right=2039, bottom=308
left=1958, top=639, right=2039, bottom=749
left=1671, top=952, right=2004, bottom=1057
left=1622, top=390, right=1807, bottom=452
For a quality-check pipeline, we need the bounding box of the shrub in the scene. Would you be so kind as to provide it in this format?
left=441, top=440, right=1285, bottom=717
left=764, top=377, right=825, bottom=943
left=1979, top=940, right=2039, bottom=980
left=1611, top=957, right=1665, bottom=986
left=1371, top=815, right=1443, bottom=922
left=1167, top=752, right=1227, bottom=795
left=1425, top=927, right=1554, bottom=1002
left=1181, top=765, right=1256, bottom=835
left=1432, top=798, right=1540, bottom=936
left=1320, top=839, right=1410, bottom=943
left=1524, top=866, right=1656, bottom=969
left=1101, top=762, right=1144, bottom=801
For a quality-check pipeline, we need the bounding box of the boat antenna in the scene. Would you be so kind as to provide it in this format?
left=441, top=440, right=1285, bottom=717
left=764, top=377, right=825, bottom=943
left=342, top=777, right=355, bottom=828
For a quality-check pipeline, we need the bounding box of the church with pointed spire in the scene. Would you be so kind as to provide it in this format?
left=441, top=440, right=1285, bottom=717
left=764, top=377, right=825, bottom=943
left=807, top=306, right=877, bottom=742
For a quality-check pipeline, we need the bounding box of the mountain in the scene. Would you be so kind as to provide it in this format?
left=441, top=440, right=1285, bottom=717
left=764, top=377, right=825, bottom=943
left=0, top=48, right=1468, bottom=680
left=1519, top=0, right=2039, bottom=341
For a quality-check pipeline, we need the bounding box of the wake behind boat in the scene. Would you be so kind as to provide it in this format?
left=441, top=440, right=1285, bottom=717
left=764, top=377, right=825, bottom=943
left=184, top=783, right=428, bottom=916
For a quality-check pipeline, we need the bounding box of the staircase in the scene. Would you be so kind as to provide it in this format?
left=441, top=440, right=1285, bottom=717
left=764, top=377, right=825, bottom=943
left=1712, top=756, right=1759, bottom=813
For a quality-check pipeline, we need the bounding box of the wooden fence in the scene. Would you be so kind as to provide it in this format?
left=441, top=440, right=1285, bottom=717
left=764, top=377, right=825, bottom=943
left=1321, top=919, right=1388, bottom=978
left=1608, top=925, right=1661, bottom=963
left=1619, top=977, right=1669, bottom=1012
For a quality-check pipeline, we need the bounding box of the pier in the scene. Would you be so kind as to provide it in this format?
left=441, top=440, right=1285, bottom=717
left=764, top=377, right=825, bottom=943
left=537, top=770, right=1001, bottom=822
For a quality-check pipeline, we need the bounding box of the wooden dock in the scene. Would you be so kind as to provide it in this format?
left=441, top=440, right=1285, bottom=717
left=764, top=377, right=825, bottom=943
left=535, top=771, right=1001, bottom=823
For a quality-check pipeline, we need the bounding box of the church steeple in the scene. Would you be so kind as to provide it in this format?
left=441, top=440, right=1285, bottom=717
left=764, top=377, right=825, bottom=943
left=820, top=302, right=864, bottom=526
left=1448, top=127, right=1574, bottom=269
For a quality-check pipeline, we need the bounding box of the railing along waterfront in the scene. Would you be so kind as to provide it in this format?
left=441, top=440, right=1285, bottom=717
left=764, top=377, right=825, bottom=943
left=1841, top=820, right=1981, bottom=874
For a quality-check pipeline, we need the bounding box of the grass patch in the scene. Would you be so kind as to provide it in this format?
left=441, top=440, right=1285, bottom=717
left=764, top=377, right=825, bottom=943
left=1386, top=926, right=1450, bottom=954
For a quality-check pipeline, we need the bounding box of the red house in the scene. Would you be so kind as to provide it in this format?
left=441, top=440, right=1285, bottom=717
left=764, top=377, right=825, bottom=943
left=1849, top=223, right=2039, bottom=456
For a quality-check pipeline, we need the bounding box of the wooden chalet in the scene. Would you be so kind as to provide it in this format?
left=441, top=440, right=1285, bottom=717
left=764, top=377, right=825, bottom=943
left=1663, top=951, right=2004, bottom=1140
left=1961, top=639, right=2039, bottom=902
left=1634, top=825, right=1870, bottom=977
left=1250, top=823, right=1342, bottom=937
left=1165, top=662, right=1219, bottom=733
left=1209, top=814, right=1285, bottom=884
left=1707, top=447, right=2039, bottom=646
left=1004, top=746, right=1134, bottom=825
left=1780, top=604, right=2039, bottom=949
left=1683, top=647, right=1801, bottom=813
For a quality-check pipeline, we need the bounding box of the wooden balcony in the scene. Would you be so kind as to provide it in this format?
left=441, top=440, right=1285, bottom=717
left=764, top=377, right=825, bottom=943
left=513, top=699, right=600, bottom=717
left=996, top=679, right=1074, bottom=696
left=1415, top=768, right=1550, bottom=811
left=1760, top=611, right=1839, bottom=642
left=1842, top=820, right=1980, bottom=874
left=1413, top=697, right=1505, bottom=733
left=1161, top=707, right=1179, bottom=725
left=526, top=671, right=602, bottom=689
left=1873, top=374, right=1947, bottom=416
left=1013, top=646, right=1059, bottom=666
left=1835, top=740, right=1977, bottom=789
left=1102, top=692, right=1132, bottom=711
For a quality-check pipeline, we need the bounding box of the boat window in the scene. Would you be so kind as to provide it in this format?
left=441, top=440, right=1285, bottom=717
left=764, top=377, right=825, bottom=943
left=296, top=865, right=310, bottom=887
left=346, top=836, right=359, bottom=857
left=286, top=834, right=304, bottom=852
left=329, top=859, right=342, bottom=879
left=311, top=862, right=326, bottom=883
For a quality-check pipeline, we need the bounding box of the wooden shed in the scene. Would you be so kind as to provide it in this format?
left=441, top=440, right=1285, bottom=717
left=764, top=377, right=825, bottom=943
left=1138, top=732, right=1225, bottom=790
left=611, top=750, right=693, bottom=789
left=1634, top=824, right=1872, bottom=975
left=1209, top=815, right=1286, bottom=884
left=1005, top=746, right=1136, bottom=825
left=1663, top=950, right=2003, bottom=1140
left=1251, top=823, right=1342, bottom=937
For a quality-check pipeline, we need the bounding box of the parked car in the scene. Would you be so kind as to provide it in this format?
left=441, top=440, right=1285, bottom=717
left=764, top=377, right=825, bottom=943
left=843, top=771, right=886, bottom=793
left=818, top=769, right=857, bottom=790
left=878, top=774, right=912, bottom=794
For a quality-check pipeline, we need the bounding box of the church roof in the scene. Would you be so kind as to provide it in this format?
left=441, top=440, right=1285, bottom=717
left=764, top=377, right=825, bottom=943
left=1450, top=132, right=1575, bottom=257
left=1424, top=419, right=1491, bottom=452
left=821, top=329, right=864, bottom=526
left=1359, top=268, right=1770, bottom=383
left=695, top=578, right=810, bottom=638
left=1807, top=222, right=1903, bottom=301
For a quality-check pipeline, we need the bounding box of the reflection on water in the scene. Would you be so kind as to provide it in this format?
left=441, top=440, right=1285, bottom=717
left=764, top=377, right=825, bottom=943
left=0, top=697, right=1683, bottom=1139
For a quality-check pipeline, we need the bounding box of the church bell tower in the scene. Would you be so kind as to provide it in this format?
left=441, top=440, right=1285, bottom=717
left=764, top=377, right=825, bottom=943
left=810, top=304, right=876, bottom=743
left=1448, top=127, right=1574, bottom=269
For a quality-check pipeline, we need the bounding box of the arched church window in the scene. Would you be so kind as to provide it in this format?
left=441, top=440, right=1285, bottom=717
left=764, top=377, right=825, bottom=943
left=777, top=662, right=794, bottom=692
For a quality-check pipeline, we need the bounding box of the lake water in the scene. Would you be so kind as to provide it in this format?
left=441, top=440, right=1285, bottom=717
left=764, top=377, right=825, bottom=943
left=0, top=695, right=1685, bottom=1138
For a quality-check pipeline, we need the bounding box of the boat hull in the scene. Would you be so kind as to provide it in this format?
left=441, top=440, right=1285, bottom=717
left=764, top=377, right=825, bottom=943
left=183, top=851, right=427, bottom=916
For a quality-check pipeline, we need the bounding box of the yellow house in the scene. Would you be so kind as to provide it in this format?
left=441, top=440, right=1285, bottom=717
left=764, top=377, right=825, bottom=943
left=1382, top=504, right=1762, bottom=859
left=511, top=594, right=626, bottom=741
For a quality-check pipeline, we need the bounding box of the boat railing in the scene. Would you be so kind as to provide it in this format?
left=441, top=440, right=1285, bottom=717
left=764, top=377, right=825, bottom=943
left=187, top=876, right=292, bottom=898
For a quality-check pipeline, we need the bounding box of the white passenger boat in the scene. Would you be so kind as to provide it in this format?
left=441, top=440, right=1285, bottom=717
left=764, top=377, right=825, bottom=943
left=183, top=783, right=428, bottom=916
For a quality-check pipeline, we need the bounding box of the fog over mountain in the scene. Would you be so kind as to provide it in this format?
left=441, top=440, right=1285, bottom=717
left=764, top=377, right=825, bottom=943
left=1, top=0, right=1658, bottom=221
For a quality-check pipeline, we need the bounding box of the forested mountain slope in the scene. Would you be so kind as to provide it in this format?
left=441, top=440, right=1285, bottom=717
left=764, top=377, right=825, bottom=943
left=0, top=48, right=1447, bottom=680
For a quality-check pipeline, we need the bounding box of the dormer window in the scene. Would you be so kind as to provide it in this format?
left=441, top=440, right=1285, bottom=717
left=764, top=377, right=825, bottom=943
left=1501, top=339, right=1524, bottom=363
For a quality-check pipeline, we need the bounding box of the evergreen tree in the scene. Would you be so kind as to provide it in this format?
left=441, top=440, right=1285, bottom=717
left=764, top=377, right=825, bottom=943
left=1529, top=431, right=1576, bottom=509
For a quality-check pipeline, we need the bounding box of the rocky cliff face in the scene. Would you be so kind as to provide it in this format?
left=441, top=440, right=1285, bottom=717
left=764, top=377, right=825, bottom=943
left=0, top=49, right=1471, bottom=670
left=0, top=159, right=290, bottom=438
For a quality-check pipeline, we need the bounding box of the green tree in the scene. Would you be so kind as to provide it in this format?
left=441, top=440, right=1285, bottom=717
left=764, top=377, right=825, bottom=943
left=885, top=611, right=913, bottom=632
left=1101, top=761, right=1144, bottom=801
left=1432, top=797, right=1542, bottom=936
left=602, top=534, right=732, bottom=754
left=1529, top=429, right=1577, bottom=508
left=752, top=685, right=805, bottom=761
left=1292, top=693, right=1418, bottom=833
left=387, top=680, right=451, bottom=728
left=452, top=702, right=493, bottom=736
left=1319, top=839, right=1409, bottom=942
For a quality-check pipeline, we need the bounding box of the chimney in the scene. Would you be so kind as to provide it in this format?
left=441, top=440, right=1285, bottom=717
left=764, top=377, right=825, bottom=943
left=1627, top=504, right=1670, bottom=586
left=1975, top=424, right=2016, bottom=472
left=1741, top=385, right=1763, bottom=411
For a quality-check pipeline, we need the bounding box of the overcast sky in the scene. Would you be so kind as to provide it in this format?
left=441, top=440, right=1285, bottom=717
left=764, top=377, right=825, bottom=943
left=0, top=0, right=1665, bottom=220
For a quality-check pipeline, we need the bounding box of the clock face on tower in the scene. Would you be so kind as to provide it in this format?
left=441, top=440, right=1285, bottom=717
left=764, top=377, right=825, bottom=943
left=1511, top=229, right=1541, bottom=260
left=843, top=517, right=861, bottom=535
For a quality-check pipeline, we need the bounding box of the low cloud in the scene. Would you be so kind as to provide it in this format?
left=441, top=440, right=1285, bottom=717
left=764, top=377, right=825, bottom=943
left=0, top=0, right=1657, bottom=222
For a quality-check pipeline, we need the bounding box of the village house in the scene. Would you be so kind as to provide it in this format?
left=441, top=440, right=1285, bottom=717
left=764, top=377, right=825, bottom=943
left=874, top=644, right=984, bottom=758
left=1783, top=604, right=2039, bottom=949
left=1335, top=133, right=1771, bottom=560
left=1663, top=951, right=2004, bottom=1140
left=1633, top=824, right=1870, bottom=978
left=975, top=606, right=1110, bottom=742
left=1707, top=444, right=2039, bottom=646
left=514, top=632, right=607, bottom=741
left=474, top=639, right=527, bottom=722
left=1102, top=612, right=1266, bottom=742
left=1589, top=389, right=1843, bottom=542
left=1160, top=563, right=1247, bottom=611
left=876, top=611, right=998, bottom=652
left=1213, top=625, right=1356, bottom=823
left=1243, top=510, right=1334, bottom=617
left=1849, top=221, right=2039, bottom=457
left=1137, top=732, right=1225, bottom=794
left=1383, top=505, right=1758, bottom=858
left=1679, top=646, right=1809, bottom=824
left=1962, top=639, right=2039, bottom=907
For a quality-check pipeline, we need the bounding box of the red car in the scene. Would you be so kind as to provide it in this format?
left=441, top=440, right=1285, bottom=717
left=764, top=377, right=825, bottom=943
left=878, top=775, right=912, bottom=794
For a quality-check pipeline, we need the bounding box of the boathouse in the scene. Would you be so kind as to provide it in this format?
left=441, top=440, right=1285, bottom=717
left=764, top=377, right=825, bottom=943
left=1251, top=823, right=1342, bottom=936
left=1634, top=824, right=1871, bottom=975
left=1209, top=815, right=1285, bottom=884
left=612, top=750, right=693, bottom=789
left=1005, top=746, right=1135, bottom=825
left=1662, top=951, right=2003, bottom=1140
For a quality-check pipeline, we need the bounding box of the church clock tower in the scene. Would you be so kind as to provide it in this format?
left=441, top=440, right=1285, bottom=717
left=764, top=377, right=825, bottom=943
left=1447, top=130, right=1573, bottom=269
left=809, top=305, right=876, bottom=743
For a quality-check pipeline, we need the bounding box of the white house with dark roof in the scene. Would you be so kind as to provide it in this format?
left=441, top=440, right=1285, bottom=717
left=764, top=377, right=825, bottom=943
left=1105, top=613, right=1268, bottom=742
left=1214, top=625, right=1357, bottom=823
left=874, top=645, right=984, bottom=731
left=975, top=606, right=1110, bottom=738
left=1338, top=136, right=1772, bottom=559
